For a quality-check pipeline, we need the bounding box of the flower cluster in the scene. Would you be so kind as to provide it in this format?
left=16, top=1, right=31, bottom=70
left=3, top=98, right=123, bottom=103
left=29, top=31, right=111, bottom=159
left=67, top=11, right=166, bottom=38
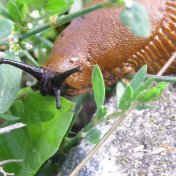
left=8, top=36, right=32, bottom=55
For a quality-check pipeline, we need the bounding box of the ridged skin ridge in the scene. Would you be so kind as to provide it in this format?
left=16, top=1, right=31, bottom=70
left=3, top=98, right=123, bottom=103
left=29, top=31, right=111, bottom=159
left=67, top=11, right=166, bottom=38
left=44, top=0, right=176, bottom=95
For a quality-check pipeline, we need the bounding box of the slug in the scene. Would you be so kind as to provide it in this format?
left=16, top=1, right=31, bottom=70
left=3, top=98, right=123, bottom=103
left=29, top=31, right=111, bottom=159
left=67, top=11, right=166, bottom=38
left=0, top=0, right=176, bottom=108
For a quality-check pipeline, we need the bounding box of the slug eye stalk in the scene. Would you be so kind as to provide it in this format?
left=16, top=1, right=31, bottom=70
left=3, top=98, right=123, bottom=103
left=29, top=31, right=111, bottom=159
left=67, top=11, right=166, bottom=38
left=0, top=58, right=82, bottom=109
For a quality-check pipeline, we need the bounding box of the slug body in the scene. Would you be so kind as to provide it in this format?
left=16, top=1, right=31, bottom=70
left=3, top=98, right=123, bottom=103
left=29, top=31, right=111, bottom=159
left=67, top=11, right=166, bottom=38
left=44, top=0, right=176, bottom=95
left=0, top=0, right=176, bottom=108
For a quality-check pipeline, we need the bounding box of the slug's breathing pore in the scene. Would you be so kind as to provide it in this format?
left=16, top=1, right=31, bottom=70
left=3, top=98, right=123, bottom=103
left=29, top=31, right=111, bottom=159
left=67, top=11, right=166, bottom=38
left=0, top=58, right=82, bottom=109
left=0, top=0, right=176, bottom=108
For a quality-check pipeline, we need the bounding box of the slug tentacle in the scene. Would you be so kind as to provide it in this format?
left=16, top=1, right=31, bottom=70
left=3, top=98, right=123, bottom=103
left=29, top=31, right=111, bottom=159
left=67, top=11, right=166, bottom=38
left=0, top=58, right=82, bottom=109
left=53, top=87, right=61, bottom=109
left=53, top=67, right=82, bottom=85
left=0, top=58, right=45, bottom=79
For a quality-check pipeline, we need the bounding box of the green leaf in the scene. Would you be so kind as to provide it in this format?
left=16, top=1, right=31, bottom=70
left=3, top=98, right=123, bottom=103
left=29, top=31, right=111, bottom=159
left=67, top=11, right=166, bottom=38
left=0, top=91, right=75, bottom=176
left=133, top=78, right=154, bottom=100
left=16, top=0, right=28, bottom=20
left=120, top=1, right=151, bottom=38
left=0, top=113, right=20, bottom=121
left=26, top=0, right=73, bottom=12
left=85, top=128, right=101, bottom=144
left=0, top=2, right=11, bottom=19
left=92, top=65, right=105, bottom=110
left=116, top=81, right=125, bottom=108
left=155, top=82, right=168, bottom=90
left=137, top=82, right=168, bottom=103
left=130, top=65, right=147, bottom=91
left=65, top=105, right=82, bottom=137
left=0, top=19, right=13, bottom=39
left=0, top=51, right=22, bottom=113
left=26, top=0, right=44, bottom=8
left=141, top=87, right=161, bottom=102
left=45, top=0, right=73, bottom=14
left=119, top=85, right=133, bottom=111
left=108, top=0, right=125, bottom=6
left=8, top=0, right=22, bottom=24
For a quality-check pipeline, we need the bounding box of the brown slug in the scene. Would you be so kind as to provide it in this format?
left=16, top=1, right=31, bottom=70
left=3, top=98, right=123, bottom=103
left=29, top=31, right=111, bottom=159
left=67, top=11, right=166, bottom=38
left=0, top=0, right=176, bottom=108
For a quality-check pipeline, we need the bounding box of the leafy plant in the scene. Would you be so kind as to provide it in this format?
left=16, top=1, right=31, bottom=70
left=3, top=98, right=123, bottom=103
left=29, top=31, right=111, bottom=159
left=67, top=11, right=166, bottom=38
left=68, top=65, right=169, bottom=175
left=0, top=90, right=75, bottom=176
left=117, top=65, right=168, bottom=112
left=0, top=0, right=172, bottom=175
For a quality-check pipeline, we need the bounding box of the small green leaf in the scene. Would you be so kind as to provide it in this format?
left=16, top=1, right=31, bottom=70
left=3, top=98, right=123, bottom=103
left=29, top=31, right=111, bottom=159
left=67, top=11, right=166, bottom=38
left=133, top=78, right=154, bottom=100
left=136, top=105, right=157, bottom=111
left=137, top=82, right=167, bottom=103
left=116, top=81, right=125, bottom=108
left=155, top=82, right=168, bottom=90
left=142, top=87, right=161, bottom=102
left=0, top=113, right=20, bottom=121
left=0, top=91, right=75, bottom=176
left=45, top=0, right=73, bottom=14
left=0, top=20, right=13, bottom=39
left=119, top=85, right=133, bottom=111
left=16, top=0, right=28, bottom=20
left=140, top=87, right=163, bottom=102
left=85, top=128, right=101, bottom=144
left=92, top=65, right=105, bottom=110
left=8, top=0, right=22, bottom=24
left=0, top=51, right=22, bottom=113
left=108, top=0, right=125, bottom=6
left=130, top=65, right=147, bottom=91
left=120, top=1, right=151, bottom=38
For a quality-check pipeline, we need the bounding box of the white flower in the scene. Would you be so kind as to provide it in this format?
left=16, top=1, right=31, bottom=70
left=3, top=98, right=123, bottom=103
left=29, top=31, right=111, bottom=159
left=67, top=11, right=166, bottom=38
left=12, top=37, right=19, bottom=43
left=30, top=10, right=40, bottom=19
left=22, top=42, right=33, bottom=50
left=8, top=35, right=19, bottom=44
left=125, top=0, right=133, bottom=8
left=26, top=23, right=33, bottom=30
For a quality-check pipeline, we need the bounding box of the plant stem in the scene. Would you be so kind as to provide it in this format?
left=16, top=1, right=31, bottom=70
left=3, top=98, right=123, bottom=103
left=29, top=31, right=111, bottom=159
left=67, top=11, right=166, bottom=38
left=128, top=73, right=176, bottom=83
left=22, top=50, right=39, bottom=66
left=61, top=133, right=83, bottom=152
left=0, top=159, right=22, bottom=166
left=70, top=111, right=129, bottom=176
left=61, top=110, right=122, bottom=152
left=157, top=52, right=176, bottom=76
left=61, top=121, right=96, bottom=152
left=36, top=36, right=53, bottom=48
left=0, top=3, right=107, bottom=46
left=0, top=123, right=26, bottom=135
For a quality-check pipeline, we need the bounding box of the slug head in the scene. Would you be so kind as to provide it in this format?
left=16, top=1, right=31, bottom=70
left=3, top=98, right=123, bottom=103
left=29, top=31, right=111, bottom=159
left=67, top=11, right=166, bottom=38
left=0, top=58, right=82, bottom=109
